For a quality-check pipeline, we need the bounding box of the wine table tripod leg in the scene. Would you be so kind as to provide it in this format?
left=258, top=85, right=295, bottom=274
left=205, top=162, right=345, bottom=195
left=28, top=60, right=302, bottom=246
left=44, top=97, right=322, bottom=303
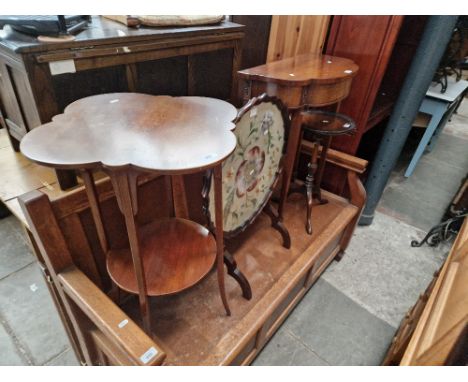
left=305, top=142, right=319, bottom=235
left=313, top=135, right=332, bottom=204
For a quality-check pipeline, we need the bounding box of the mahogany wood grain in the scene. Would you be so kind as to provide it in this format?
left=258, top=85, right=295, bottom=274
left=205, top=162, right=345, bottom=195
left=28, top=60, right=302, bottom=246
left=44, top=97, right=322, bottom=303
left=238, top=53, right=357, bottom=87
left=107, top=218, right=217, bottom=296
left=20, top=93, right=237, bottom=174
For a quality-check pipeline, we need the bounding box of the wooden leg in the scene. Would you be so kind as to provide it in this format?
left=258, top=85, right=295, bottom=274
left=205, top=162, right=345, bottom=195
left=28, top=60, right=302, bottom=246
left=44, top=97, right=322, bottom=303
left=213, top=164, right=231, bottom=316
left=313, top=136, right=331, bottom=204
left=278, top=110, right=303, bottom=220
left=263, top=202, right=291, bottom=249
left=81, top=170, right=108, bottom=254
left=171, top=175, right=189, bottom=219
left=56, top=169, right=78, bottom=190
left=224, top=251, right=252, bottom=300
left=304, top=142, right=319, bottom=235
left=109, top=171, right=152, bottom=334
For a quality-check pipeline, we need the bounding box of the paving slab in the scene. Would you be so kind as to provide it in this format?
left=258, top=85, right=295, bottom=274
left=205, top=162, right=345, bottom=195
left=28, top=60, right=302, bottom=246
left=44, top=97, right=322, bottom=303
left=0, top=321, right=26, bottom=365
left=323, top=211, right=449, bottom=328
left=0, top=216, right=35, bottom=280
left=45, top=348, right=79, bottom=366
left=0, top=262, right=70, bottom=365
left=253, top=325, right=328, bottom=366
left=283, top=279, right=396, bottom=366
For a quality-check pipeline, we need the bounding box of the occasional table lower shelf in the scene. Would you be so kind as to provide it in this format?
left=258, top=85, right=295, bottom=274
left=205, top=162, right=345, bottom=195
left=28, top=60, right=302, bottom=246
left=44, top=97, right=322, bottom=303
left=106, top=218, right=216, bottom=296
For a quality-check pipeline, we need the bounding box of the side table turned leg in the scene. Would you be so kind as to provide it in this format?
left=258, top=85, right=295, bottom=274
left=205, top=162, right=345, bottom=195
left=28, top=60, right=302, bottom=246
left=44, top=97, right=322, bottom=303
left=313, top=136, right=331, bottom=205
left=305, top=142, right=319, bottom=235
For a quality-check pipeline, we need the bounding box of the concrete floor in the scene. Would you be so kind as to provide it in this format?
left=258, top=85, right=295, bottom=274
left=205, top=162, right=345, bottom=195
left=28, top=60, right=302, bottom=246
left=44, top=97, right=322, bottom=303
left=0, top=100, right=466, bottom=366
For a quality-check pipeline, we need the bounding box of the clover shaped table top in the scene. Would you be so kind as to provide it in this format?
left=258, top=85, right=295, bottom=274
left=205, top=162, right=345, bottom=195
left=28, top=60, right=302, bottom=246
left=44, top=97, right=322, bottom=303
left=20, top=93, right=238, bottom=326
left=20, top=93, right=238, bottom=174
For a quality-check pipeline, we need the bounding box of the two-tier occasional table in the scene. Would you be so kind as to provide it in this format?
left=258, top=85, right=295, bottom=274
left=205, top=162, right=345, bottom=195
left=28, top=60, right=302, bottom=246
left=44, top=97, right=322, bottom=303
left=20, top=93, right=239, bottom=335
left=238, top=53, right=359, bottom=238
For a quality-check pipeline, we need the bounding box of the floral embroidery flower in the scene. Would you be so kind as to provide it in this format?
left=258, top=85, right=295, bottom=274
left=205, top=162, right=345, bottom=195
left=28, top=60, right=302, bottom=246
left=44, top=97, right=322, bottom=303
left=235, top=146, right=265, bottom=197
left=260, top=111, right=274, bottom=135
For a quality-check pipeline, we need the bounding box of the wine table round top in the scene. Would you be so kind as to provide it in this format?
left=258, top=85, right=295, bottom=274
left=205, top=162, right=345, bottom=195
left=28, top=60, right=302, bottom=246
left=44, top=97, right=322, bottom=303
left=301, top=109, right=356, bottom=136
left=20, top=93, right=238, bottom=174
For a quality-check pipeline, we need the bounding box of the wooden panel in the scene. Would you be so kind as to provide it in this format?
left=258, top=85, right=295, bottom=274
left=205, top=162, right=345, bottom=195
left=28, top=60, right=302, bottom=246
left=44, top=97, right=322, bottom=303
left=51, top=66, right=128, bottom=112
left=231, top=16, right=272, bottom=70
left=322, top=15, right=404, bottom=195
left=136, top=57, right=188, bottom=96
left=326, top=15, right=404, bottom=155
left=9, top=66, right=41, bottom=130
left=267, top=16, right=330, bottom=63
left=189, top=48, right=234, bottom=99
left=0, top=63, right=26, bottom=132
left=399, top=218, right=468, bottom=365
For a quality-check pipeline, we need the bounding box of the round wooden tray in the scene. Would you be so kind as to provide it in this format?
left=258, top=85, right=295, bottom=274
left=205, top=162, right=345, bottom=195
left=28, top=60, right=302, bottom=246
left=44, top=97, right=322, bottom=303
left=107, top=218, right=216, bottom=296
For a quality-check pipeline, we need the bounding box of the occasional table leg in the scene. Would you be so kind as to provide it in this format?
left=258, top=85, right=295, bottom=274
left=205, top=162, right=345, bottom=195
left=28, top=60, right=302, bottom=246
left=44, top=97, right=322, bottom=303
left=214, top=164, right=231, bottom=316
left=278, top=110, right=303, bottom=220
left=110, top=171, right=152, bottom=334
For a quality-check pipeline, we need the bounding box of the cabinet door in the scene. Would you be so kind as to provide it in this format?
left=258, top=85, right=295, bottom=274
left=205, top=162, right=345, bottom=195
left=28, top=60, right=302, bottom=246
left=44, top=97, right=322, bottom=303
left=0, top=63, right=28, bottom=139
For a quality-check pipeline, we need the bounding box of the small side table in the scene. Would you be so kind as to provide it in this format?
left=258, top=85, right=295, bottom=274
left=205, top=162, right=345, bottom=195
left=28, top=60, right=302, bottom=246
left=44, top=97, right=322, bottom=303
left=238, top=53, right=358, bottom=242
left=297, top=110, right=356, bottom=234
left=20, top=93, right=241, bottom=335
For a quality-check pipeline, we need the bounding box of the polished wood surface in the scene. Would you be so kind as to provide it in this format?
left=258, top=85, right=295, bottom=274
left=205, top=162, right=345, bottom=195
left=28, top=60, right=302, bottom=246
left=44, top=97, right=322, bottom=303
left=297, top=110, right=357, bottom=234
left=238, top=53, right=358, bottom=87
left=266, top=16, right=330, bottom=63
left=107, top=218, right=216, bottom=296
left=19, top=146, right=367, bottom=364
left=20, top=93, right=237, bottom=173
left=302, top=110, right=356, bottom=135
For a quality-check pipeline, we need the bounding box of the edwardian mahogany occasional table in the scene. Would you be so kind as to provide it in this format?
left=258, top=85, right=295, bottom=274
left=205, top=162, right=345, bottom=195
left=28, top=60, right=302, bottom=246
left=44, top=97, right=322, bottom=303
left=238, top=53, right=358, bottom=239
left=20, top=93, right=239, bottom=334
